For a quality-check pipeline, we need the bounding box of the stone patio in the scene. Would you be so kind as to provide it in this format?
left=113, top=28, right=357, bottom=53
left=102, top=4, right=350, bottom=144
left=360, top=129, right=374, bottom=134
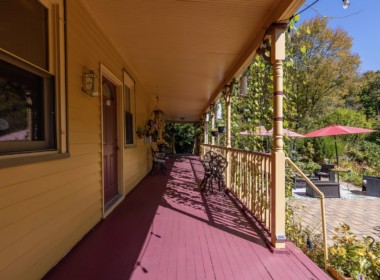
left=290, top=182, right=380, bottom=244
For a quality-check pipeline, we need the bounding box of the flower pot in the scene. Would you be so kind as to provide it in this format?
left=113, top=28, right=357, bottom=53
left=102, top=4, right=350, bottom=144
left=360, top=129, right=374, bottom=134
left=211, top=130, right=219, bottom=137
left=218, top=126, right=226, bottom=133
left=327, top=266, right=353, bottom=280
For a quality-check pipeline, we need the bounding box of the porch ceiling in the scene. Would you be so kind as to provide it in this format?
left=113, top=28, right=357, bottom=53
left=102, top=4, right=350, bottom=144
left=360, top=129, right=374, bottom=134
left=82, top=0, right=304, bottom=122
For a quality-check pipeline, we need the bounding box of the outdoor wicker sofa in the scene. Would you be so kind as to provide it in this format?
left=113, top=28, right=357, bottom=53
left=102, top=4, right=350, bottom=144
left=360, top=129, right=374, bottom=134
left=306, top=181, right=340, bottom=198
left=363, top=175, right=380, bottom=197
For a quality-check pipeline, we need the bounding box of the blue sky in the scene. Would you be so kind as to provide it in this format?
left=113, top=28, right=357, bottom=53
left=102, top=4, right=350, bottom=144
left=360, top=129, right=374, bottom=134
left=296, top=0, right=380, bottom=73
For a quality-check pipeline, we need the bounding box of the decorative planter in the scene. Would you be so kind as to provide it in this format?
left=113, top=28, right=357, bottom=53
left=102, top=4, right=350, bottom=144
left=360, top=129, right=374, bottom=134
left=217, top=126, right=226, bottom=133
left=211, top=130, right=219, bottom=137
left=327, top=266, right=354, bottom=280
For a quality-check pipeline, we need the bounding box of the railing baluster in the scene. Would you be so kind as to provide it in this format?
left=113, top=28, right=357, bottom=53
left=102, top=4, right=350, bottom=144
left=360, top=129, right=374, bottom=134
left=200, top=144, right=272, bottom=236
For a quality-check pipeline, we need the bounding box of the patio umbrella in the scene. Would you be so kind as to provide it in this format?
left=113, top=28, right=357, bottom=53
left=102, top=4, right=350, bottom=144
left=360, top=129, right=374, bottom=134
left=303, top=124, right=376, bottom=166
left=240, top=126, right=303, bottom=152
left=240, top=126, right=304, bottom=138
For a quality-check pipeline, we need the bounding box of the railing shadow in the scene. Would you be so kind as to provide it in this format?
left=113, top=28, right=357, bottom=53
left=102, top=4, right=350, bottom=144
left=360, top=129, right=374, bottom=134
left=43, top=154, right=265, bottom=280
left=159, top=155, right=265, bottom=244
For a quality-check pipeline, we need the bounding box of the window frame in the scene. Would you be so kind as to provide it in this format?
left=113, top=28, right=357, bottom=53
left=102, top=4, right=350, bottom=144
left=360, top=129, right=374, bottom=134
left=0, top=51, right=56, bottom=154
left=0, top=0, right=67, bottom=164
left=123, top=70, right=136, bottom=148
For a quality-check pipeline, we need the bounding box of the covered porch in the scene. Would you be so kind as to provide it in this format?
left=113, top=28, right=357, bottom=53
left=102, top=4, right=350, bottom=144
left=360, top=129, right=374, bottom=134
left=44, top=155, right=330, bottom=279
left=0, top=0, right=333, bottom=278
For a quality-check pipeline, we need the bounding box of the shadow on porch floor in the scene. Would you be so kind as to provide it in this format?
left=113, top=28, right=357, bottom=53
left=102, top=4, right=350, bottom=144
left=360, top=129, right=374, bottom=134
left=44, top=155, right=331, bottom=280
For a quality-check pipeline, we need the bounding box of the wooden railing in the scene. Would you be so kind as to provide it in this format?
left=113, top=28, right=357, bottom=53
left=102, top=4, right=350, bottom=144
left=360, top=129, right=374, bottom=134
left=200, top=144, right=272, bottom=231
left=200, top=144, right=328, bottom=268
left=285, top=157, right=328, bottom=269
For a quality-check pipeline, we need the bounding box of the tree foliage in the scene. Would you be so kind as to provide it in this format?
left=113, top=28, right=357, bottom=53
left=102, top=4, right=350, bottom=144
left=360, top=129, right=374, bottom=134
left=286, top=17, right=360, bottom=129
left=208, top=16, right=379, bottom=174
left=359, top=71, right=380, bottom=118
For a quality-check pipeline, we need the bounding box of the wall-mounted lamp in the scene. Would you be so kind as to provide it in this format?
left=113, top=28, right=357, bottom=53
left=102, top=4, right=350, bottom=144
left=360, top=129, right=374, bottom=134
left=82, top=69, right=99, bottom=97
left=205, top=113, right=210, bottom=122
left=342, top=0, right=350, bottom=9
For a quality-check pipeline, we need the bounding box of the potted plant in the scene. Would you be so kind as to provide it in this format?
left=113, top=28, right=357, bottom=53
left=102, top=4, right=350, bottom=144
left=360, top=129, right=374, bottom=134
left=217, top=120, right=226, bottom=133
left=136, top=126, right=144, bottom=139
left=211, top=129, right=219, bottom=137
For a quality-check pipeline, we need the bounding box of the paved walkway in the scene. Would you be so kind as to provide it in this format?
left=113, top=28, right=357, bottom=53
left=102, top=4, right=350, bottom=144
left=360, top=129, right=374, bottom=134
left=290, top=182, right=380, bottom=244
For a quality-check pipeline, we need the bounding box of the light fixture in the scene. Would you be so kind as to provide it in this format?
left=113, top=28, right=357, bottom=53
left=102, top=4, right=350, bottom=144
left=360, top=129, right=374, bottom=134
left=82, top=69, right=99, bottom=97
left=342, top=0, right=350, bottom=9
left=239, top=71, right=248, bottom=96
left=205, top=113, right=209, bottom=122
left=153, top=95, right=165, bottom=118
left=216, top=103, right=222, bottom=119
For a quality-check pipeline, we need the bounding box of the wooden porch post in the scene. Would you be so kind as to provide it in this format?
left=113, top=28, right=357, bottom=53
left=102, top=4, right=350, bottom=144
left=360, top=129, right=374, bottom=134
left=204, top=114, right=209, bottom=145
left=225, top=86, right=232, bottom=149
left=211, top=110, right=215, bottom=146
left=224, top=85, right=232, bottom=187
left=270, top=22, right=287, bottom=249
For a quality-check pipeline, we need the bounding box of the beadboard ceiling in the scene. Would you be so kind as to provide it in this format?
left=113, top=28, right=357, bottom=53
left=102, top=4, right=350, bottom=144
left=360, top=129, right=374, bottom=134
left=82, top=0, right=304, bottom=122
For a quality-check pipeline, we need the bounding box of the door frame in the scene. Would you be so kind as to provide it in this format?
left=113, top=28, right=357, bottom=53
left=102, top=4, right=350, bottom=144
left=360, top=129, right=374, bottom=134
left=100, top=63, right=125, bottom=218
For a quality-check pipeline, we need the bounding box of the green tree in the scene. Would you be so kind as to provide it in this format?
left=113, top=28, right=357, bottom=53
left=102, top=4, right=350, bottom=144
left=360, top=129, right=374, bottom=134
left=359, top=71, right=380, bottom=118
left=286, top=17, right=360, bottom=129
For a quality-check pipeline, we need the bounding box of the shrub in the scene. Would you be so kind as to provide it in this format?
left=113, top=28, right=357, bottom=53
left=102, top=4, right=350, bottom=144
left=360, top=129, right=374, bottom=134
left=285, top=201, right=325, bottom=268
left=328, top=223, right=380, bottom=280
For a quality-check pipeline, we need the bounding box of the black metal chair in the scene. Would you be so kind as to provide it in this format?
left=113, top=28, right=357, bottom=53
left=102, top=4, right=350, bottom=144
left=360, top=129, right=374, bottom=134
left=200, top=151, right=228, bottom=194
left=151, top=149, right=167, bottom=175
left=213, top=155, right=228, bottom=193
left=200, top=151, right=217, bottom=192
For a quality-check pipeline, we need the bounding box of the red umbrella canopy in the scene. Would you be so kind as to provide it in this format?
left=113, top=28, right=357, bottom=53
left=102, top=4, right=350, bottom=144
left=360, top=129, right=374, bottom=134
left=304, top=125, right=376, bottom=138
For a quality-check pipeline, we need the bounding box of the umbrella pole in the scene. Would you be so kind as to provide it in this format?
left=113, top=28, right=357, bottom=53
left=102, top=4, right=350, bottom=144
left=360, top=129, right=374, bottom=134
left=334, top=136, right=340, bottom=183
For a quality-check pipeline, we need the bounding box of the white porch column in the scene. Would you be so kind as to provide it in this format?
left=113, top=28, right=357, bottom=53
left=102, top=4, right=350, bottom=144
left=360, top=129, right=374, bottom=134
left=270, top=23, right=287, bottom=249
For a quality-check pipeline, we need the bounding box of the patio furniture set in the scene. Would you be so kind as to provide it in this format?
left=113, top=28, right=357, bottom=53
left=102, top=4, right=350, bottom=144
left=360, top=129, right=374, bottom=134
left=295, top=164, right=380, bottom=198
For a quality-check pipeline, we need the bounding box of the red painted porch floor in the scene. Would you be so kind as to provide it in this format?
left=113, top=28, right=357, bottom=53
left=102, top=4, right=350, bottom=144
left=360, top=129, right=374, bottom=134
left=44, top=155, right=331, bottom=280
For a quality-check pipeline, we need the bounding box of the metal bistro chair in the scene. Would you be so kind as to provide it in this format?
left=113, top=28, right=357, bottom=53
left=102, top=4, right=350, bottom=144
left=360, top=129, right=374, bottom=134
left=151, top=149, right=167, bottom=175
left=212, top=155, right=228, bottom=193
left=200, top=151, right=217, bottom=192
left=201, top=152, right=228, bottom=194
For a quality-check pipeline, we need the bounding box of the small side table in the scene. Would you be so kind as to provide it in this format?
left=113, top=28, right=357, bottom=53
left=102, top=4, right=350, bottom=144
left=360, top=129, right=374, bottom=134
left=330, top=168, right=351, bottom=184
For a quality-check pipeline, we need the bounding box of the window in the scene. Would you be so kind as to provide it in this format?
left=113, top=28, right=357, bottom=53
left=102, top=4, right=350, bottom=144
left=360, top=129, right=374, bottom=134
left=0, top=0, right=49, bottom=70
left=0, top=0, right=65, bottom=157
left=0, top=56, right=55, bottom=154
left=123, top=71, right=135, bottom=146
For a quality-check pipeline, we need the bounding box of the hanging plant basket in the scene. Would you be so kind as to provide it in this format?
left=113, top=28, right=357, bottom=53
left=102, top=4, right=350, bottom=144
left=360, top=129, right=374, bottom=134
left=211, top=130, right=219, bottom=137
left=218, top=126, right=226, bottom=133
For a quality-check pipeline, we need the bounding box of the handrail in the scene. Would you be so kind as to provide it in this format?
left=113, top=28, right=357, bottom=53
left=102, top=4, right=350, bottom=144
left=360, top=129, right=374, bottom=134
left=285, top=157, right=328, bottom=269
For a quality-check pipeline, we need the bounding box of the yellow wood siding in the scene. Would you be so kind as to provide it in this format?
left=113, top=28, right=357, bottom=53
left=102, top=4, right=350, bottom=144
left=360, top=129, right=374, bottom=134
left=0, top=1, right=152, bottom=279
